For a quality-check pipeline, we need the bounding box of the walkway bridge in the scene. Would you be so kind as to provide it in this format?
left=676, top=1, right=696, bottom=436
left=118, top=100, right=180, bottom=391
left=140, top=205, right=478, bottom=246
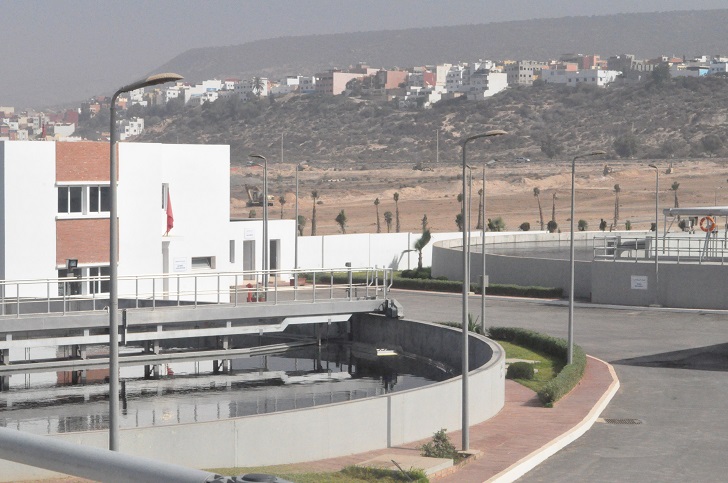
left=0, top=267, right=398, bottom=381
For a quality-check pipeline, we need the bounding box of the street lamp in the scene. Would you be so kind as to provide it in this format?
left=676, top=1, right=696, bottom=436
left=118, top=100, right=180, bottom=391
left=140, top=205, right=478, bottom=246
left=567, top=150, right=605, bottom=365
left=250, top=154, right=269, bottom=291
left=480, top=160, right=496, bottom=334
left=460, top=129, right=506, bottom=451
left=108, top=72, right=183, bottom=451
left=649, top=164, right=659, bottom=306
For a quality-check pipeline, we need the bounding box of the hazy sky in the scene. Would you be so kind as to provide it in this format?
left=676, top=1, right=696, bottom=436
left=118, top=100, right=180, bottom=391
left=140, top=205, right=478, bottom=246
left=1, top=0, right=727, bottom=108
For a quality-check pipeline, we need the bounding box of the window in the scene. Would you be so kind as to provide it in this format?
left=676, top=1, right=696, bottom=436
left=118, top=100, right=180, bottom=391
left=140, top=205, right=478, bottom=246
left=57, top=268, right=82, bottom=296
left=58, top=185, right=110, bottom=215
left=89, top=266, right=110, bottom=294
left=89, top=186, right=110, bottom=213
left=58, top=186, right=83, bottom=213
left=191, top=256, right=214, bottom=269
left=229, top=240, right=236, bottom=263
left=162, top=183, right=169, bottom=210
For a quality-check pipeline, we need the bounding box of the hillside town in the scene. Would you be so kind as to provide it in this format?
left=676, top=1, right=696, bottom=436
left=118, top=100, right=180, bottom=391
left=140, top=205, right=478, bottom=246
left=2, top=52, right=728, bottom=143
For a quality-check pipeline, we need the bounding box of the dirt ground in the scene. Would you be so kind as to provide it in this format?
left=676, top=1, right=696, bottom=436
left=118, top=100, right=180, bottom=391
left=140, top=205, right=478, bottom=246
left=231, top=158, right=728, bottom=236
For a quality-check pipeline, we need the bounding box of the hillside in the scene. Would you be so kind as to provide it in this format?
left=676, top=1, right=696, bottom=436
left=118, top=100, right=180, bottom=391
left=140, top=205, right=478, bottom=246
left=138, top=75, right=728, bottom=166
left=153, top=9, right=728, bottom=85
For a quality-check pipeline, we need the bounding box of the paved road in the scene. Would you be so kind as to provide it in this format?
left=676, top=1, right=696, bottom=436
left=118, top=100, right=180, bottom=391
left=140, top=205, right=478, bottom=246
left=391, top=289, right=728, bottom=483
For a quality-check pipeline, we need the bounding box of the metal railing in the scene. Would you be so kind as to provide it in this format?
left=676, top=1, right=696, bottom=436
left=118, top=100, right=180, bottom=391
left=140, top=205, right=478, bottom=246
left=593, top=234, right=728, bottom=264
left=0, top=267, right=392, bottom=318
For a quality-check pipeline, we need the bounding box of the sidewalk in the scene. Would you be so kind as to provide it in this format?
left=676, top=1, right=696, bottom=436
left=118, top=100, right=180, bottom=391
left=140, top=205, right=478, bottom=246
left=286, top=355, right=619, bottom=482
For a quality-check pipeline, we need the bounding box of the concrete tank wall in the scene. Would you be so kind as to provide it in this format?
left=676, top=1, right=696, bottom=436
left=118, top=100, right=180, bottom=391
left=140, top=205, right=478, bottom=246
left=0, top=317, right=505, bottom=481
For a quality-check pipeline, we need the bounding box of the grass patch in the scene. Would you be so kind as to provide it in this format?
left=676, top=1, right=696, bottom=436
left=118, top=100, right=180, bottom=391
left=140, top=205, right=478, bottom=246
left=205, top=465, right=428, bottom=482
left=498, top=340, right=563, bottom=393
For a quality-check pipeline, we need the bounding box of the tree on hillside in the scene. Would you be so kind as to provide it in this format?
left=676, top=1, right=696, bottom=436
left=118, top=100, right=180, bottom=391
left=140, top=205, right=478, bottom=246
left=540, top=133, right=563, bottom=159
left=578, top=219, right=588, bottom=231
left=335, top=209, right=347, bottom=234
left=547, top=220, right=558, bottom=233
left=651, top=63, right=671, bottom=86
left=393, top=192, right=401, bottom=232
left=613, top=133, right=639, bottom=158
left=279, top=195, right=286, bottom=219
left=701, top=134, right=723, bottom=157
left=421, top=214, right=428, bottom=231
left=384, top=211, right=393, bottom=233
left=297, top=215, right=306, bottom=236
left=487, top=217, right=506, bottom=232
left=519, top=222, right=531, bottom=231
left=310, top=190, right=319, bottom=236
left=613, top=184, right=621, bottom=227
left=414, top=228, right=432, bottom=270
left=374, top=197, right=381, bottom=233
left=533, top=187, right=544, bottom=230
left=551, top=192, right=557, bottom=223
left=671, top=181, right=680, bottom=220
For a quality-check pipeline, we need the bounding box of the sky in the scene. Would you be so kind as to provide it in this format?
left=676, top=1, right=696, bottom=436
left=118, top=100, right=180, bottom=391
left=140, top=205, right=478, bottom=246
left=1, top=0, right=727, bottom=109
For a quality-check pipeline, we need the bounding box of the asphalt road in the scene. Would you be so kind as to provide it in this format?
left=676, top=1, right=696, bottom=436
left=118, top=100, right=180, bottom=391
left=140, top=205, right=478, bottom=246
left=391, top=289, right=728, bottom=483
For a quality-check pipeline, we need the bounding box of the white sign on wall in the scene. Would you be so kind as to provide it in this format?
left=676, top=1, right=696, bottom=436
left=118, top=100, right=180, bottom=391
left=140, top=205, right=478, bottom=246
left=173, top=257, right=189, bottom=272
left=244, top=228, right=255, bottom=240
left=631, top=275, right=648, bottom=290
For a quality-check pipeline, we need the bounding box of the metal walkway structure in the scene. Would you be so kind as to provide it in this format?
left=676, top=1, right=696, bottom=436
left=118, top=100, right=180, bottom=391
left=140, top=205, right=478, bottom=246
left=0, top=267, right=397, bottom=379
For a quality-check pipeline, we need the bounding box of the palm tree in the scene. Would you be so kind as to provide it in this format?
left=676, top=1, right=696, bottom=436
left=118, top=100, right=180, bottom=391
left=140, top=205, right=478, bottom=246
left=310, top=190, right=319, bottom=236
left=671, top=181, right=680, bottom=208
left=671, top=181, right=680, bottom=221
left=374, top=198, right=381, bottom=233
left=279, top=195, right=286, bottom=219
left=551, top=191, right=557, bottom=223
left=414, top=229, right=432, bottom=270
left=297, top=215, right=306, bottom=236
left=393, top=192, right=401, bottom=232
left=252, top=76, right=264, bottom=97
left=533, top=187, right=544, bottom=230
left=335, top=210, right=347, bottom=234
left=384, top=211, right=393, bottom=233
left=476, top=188, right=484, bottom=230
left=613, top=184, right=621, bottom=227
left=421, top=214, right=428, bottom=231
left=455, top=213, right=464, bottom=231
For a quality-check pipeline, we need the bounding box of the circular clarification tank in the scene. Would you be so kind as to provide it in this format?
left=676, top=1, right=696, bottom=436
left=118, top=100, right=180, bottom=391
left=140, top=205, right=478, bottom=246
left=0, top=342, right=458, bottom=436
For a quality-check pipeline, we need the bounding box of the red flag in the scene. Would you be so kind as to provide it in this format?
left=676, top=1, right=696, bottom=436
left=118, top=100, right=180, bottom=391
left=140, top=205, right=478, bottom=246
left=165, top=190, right=174, bottom=234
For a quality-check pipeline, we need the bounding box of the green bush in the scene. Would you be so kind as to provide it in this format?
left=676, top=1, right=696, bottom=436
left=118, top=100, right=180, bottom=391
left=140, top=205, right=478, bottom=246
left=488, top=326, right=586, bottom=406
left=421, top=428, right=458, bottom=459
left=342, top=465, right=428, bottom=482
left=506, top=361, right=535, bottom=380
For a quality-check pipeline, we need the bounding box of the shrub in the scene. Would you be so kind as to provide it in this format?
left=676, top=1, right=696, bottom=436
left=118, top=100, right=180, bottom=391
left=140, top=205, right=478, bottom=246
left=519, top=222, right=531, bottom=231
left=342, top=465, right=428, bottom=482
left=421, top=428, right=458, bottom=459
left=506, top=361, right=535, bottom=380
left=488, top=326, right=586, bottom=406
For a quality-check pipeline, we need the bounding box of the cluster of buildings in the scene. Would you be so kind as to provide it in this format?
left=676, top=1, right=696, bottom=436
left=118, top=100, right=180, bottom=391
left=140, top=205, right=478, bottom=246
left=2, top=52, right=728, bottom=143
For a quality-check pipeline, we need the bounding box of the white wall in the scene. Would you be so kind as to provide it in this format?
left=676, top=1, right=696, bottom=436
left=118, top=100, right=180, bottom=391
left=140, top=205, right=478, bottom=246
left=0, top=141, right=57, bottom=285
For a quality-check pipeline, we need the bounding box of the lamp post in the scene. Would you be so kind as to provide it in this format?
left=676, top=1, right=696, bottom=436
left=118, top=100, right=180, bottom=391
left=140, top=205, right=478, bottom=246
left=567, top=150, right=605, bottom=365
left=294, top=161, right=308, bottom=292
left=460, top=130, right=506, bottom=451
left=649, top=164, right=659, bottom=306
left=250, top=154, right=268, bottom=290
left=108, top=72, right=183, bottom=451
left=480, top=160, right=496, bottom=334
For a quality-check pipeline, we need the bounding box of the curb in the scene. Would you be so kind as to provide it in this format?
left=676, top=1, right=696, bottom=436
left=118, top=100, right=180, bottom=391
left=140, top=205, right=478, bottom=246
left=487, top=356, right=620, bottom=483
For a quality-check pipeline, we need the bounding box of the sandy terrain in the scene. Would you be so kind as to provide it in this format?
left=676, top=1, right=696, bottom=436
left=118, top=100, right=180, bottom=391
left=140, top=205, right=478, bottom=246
left=231, top=158, right=728, bottom=236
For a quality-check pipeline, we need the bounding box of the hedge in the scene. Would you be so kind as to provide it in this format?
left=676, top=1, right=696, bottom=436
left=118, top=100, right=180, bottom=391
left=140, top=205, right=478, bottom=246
left=307, top=272, right=562, bottom=299
left=488, top=326, right=587, bottom=406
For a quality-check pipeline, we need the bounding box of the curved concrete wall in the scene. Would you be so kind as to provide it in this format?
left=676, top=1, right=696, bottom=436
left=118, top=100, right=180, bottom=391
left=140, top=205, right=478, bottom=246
left=0, top=317, right=505, bottom=481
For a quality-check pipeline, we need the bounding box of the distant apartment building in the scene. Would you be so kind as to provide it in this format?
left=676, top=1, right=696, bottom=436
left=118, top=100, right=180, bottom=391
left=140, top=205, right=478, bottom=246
left=541, top=68, right=620, bottom=87
left=51, top=123, right=76, bottom=139
left=397, top=86, right=445, bottom=109
left=315, top=70, right=364, bottom=95
left=116, top=117, right=144, bottom=141
left=710, top=61, right=728, bottom=75
left=234, top=78, right=269, bottom=99
left=505, top=60, right=546, bottom=85
left=467, top=71, right=508, bottom=100
left=298, top=76, right=316, bottom=93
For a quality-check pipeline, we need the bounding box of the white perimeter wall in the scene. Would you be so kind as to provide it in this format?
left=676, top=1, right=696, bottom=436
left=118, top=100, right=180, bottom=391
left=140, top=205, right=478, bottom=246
left=0, top=142, right=57, bottom=284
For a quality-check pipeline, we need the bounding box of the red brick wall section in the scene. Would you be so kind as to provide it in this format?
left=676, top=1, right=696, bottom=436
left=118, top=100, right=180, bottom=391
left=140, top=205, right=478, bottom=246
left=56, top=219, right=114, bottom=265
left=56, top=141, right=111, bottom=182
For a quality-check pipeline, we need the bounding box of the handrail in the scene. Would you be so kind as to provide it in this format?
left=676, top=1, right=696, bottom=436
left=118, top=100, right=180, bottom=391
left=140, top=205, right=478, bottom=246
left=0, top=267, right=392, bottom=318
